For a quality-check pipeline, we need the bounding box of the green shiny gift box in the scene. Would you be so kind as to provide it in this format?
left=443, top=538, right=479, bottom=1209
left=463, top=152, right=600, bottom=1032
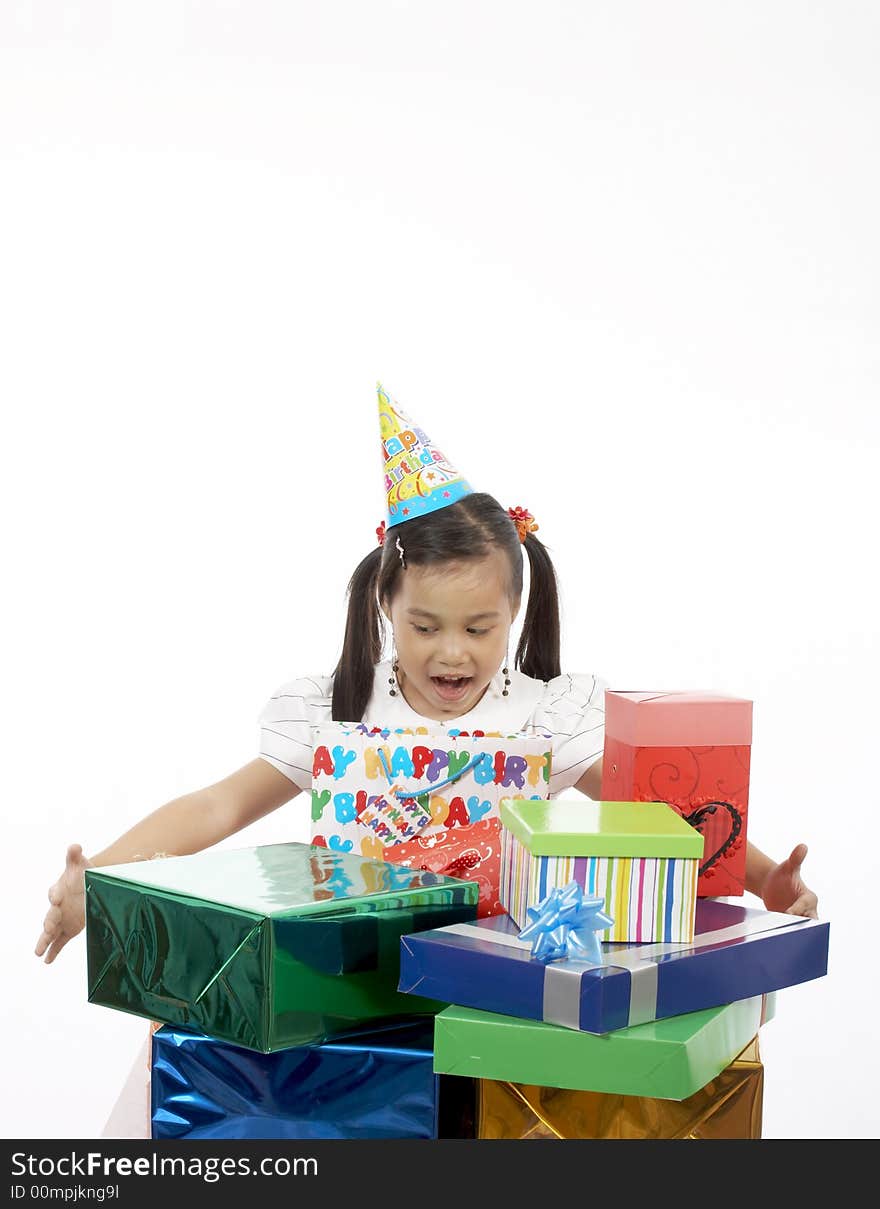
left=434, top=993, right=774, bottom=1101
left=86, top=842, right=478, bottom=1052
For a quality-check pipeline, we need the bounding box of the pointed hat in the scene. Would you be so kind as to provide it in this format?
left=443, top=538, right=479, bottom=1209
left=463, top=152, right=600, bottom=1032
left=377, top=382, right=473, bottom=528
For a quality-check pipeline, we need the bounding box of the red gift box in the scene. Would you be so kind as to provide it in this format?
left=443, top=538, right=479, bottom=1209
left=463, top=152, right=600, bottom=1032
left=600, top=691, right=753, bottom=897
left=382, top=818, right=504, bottom=918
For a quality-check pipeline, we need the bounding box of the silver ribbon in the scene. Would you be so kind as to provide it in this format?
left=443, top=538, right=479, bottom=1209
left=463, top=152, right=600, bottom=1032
left=441, top=911, right=812, bottom=1028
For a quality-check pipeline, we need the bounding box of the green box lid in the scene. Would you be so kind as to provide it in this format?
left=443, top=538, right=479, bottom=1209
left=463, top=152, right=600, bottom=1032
left=499, top=799, right=705, bottom=858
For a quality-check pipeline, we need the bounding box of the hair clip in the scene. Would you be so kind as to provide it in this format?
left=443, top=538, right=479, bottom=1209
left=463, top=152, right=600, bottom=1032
left=376, top=520, right=387, bottom=546
left=508, top=505, right=539, bottom=544
left=395, top=535, right=406, bottom=568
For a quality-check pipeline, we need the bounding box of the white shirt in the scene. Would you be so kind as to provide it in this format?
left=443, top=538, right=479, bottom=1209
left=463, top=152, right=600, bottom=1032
left=258, top=661, right=607, bottom=798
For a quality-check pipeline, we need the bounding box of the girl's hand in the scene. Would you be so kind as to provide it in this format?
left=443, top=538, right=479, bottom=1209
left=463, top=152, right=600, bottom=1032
left=759, top=843, right=818, bottom=918
left=35, top=844, right=93, bottom=964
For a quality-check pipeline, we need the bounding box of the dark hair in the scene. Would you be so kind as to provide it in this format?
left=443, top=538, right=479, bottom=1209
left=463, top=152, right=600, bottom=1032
left=331, top=493, right=561, bottom=721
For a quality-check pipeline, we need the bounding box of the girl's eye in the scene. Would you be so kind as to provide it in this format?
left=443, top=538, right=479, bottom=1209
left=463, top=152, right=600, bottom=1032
left=411, top=625, right=489, bottom=636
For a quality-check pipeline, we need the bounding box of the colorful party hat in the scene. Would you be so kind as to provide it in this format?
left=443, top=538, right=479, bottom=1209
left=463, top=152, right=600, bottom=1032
left=377, top=382, right=473, bottom=527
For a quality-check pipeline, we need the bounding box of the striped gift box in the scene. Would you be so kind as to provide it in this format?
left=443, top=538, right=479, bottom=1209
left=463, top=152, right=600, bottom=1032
left=500, top=799, right=703, bottom=944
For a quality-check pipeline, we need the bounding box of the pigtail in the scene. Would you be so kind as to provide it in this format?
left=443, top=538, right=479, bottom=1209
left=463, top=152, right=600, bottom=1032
left=332, top=546, right=384, bottom=721
left=515, top=533, right=561, bottom=681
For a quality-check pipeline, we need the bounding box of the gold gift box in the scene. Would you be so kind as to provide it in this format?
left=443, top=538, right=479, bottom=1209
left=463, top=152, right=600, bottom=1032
left=477, top=1038, right=763, bottom=1139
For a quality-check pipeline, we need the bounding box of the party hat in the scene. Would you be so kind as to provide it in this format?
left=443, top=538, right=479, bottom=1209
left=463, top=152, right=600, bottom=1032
left=377, top=382, right=473, bottom=527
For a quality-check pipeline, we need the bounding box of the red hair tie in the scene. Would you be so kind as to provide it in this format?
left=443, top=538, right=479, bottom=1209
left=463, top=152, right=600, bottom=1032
left=376, top=520, right=387, bottom=546
left=508, top=506, right=539, bottom=544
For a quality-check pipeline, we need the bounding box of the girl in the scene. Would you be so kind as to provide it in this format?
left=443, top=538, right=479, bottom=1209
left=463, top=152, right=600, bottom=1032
left=35, top=404, right=818, bottom=965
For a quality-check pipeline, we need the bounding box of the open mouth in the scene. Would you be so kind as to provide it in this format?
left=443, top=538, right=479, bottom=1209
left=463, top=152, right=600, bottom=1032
left=430, top=674, right=473, bottom=702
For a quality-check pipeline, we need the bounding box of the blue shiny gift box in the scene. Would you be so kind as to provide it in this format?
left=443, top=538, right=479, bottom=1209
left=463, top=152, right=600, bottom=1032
left=151, top=1017, right=474, bottom=1139
left=398, top=900, right=829, bottom=1034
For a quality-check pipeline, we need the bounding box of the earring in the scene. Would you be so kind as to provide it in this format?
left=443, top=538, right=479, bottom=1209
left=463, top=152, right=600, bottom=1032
left=502, top=652, right=511, bottom=697
left=389, top=649, right=399, bottom=697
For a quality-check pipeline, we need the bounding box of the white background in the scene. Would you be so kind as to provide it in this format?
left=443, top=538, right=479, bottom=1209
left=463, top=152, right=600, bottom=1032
left=2, top=2, right=877, bottom=1140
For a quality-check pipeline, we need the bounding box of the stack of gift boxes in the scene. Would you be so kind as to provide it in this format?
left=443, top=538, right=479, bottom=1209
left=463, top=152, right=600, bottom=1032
left=405, top=795, right=828, bottom=1137
left=84, top=691, right=830, bottom=1140
left=86, top=844, right=481, bottom=1138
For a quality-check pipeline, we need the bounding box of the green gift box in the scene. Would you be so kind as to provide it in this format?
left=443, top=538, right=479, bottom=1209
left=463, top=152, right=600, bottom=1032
left=500, top=799, right=704, bottom=943
left=86, top=842, right=478, bottom=1052
left=433, top=993, right=774, bottom=1101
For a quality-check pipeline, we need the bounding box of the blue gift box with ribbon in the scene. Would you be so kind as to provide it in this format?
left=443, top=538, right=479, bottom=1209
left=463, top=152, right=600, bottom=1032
left=151, top=1017, right=475, bottom=1139
left=398, top=899, right=829, bottom=1034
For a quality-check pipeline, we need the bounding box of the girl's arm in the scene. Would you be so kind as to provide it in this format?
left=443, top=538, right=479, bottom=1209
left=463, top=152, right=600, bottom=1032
left=91, top=758, right=300, bottom=864
left=35, top=759, right=300, bottom=964
left=744, top=840, right=776, bottom=898
left=574, top=756, right=604, bottom=801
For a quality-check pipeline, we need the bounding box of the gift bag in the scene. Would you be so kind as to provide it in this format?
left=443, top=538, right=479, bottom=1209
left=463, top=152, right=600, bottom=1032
left=311, top=724, right=552, bottom=915
left=388, top=817, right=504, bottom=917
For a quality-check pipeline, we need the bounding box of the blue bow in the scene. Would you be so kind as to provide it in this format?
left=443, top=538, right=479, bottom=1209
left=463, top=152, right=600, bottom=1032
left=517, top=880, right=614, bottom=964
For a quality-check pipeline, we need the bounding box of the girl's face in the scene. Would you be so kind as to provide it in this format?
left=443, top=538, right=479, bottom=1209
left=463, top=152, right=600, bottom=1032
left=383, top=549, right=519, bottom=722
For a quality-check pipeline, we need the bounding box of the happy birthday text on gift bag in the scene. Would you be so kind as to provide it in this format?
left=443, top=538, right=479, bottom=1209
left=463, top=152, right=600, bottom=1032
left=311, top=724, right=553, bottom=861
